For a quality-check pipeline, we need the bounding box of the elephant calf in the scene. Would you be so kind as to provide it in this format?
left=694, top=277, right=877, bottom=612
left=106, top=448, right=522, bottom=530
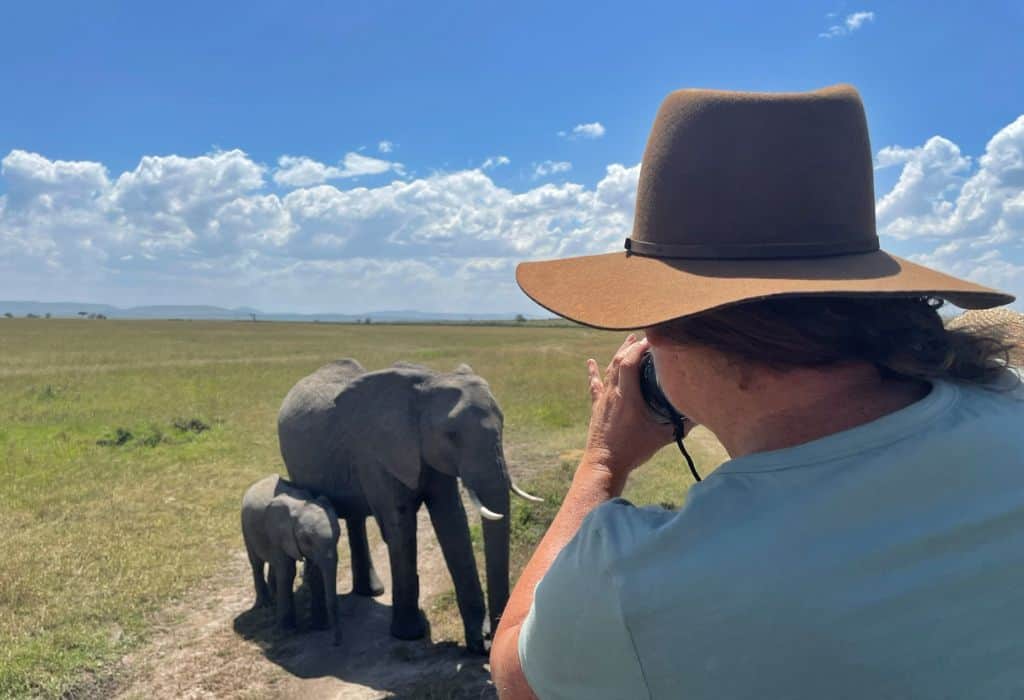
left=241, top=474, right=342, bottom=645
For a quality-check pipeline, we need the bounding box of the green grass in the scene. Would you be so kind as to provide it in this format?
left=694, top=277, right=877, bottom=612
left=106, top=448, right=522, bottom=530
left=0, top=318, right=724, bottom=697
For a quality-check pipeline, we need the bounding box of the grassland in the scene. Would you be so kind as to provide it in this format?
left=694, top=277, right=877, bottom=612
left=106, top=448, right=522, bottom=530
left=0, top=318, right=724, bottom=697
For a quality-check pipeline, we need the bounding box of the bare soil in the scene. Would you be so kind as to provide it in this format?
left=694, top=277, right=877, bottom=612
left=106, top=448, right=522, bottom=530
left=107, top=507, right=496, bottom=700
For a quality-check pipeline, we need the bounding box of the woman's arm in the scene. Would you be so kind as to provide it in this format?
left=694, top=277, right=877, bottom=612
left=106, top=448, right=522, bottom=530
left=490, top=335, right=674, bottom=698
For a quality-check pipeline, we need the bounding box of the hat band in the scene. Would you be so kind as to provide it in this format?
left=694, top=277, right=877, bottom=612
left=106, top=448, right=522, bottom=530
left=624, top=236, right=880, bottom=260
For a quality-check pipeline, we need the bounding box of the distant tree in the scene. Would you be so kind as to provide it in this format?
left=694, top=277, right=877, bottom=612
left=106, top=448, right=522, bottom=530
left=3, top=312, right=12, bottom=319
left=96, top=314, right=107, bottom=320
left=44, top=312, right=51, bottom=319
left=77, top=311, right=88, bottom=318
left=515, top=314, right=527, bottom=323
left=364, top=317, right=372, bottom=325
left=26, top=313, right=39, bottom=319
left=250, top=313, right=257, bottom=322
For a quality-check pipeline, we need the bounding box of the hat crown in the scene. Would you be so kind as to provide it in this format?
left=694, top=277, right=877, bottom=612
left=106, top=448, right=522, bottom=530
left=629, top=84, right=879, bottom=259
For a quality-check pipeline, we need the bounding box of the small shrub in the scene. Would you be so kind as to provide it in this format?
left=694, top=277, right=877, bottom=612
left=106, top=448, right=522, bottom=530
left=37, top=385, right=59, bottom=401
left=172, top=417, right=210, bottom=434
left=97, top=428, right=133, bottom=447
left=138, top=427, right=165, bottom=448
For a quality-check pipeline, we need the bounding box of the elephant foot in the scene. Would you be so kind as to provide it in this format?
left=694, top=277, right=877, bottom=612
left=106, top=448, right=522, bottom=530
left=390, top=609, right=427, bottom=641
left=464, top=617, right=490, bottom=656
left=276, top=612, right=297, bottom=632
left=465, top=635, right=488, bottom=656
left=353, top=571, right=385, bottom=597
left=251, top=596, right=272, bottom=610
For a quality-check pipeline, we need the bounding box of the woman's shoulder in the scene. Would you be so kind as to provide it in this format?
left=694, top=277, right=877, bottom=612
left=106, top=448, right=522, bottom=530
left=949, top=367, right=1024, bottom=422
left=563, top=498, right=679, bottom=571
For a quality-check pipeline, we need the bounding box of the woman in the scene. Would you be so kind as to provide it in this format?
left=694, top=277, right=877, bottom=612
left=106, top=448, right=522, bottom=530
left=490, top=85, right=1023, bottom=698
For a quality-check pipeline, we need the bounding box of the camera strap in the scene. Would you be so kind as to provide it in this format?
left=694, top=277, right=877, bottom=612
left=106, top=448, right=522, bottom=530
left=671, top=417, right=701, bottom=483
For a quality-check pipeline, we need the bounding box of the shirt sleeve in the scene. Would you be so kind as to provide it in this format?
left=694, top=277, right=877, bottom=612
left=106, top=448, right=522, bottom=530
left=517, top=499, right=651, bottom=700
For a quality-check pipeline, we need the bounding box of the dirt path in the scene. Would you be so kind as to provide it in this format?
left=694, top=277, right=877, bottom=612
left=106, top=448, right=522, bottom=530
left=111, top=507, right=495, bottom=700
left=100, top=433, right=724, bottom=698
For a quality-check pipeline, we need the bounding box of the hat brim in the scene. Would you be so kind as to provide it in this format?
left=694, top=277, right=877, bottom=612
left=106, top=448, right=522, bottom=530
left=516, top=250, right=1015, bottom=330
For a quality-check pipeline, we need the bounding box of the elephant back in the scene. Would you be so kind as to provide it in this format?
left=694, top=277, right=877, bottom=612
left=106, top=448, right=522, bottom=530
left=278, top=359, right=430, bottom=512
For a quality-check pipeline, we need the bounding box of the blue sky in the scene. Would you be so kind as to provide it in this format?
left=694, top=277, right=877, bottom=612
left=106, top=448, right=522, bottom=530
left=1, top=1, right=1022, bottom=313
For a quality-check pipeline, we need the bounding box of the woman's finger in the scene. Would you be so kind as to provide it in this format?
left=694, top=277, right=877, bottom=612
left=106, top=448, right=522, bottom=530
left=613, top=337, right=650, bottom=392
left=587, top=358, right=603, bottom=404
left=605, top=333, right=637, bottom=385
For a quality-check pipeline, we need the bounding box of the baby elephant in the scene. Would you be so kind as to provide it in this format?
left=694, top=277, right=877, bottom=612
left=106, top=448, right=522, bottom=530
left=241, top=474, right=342, bottom=645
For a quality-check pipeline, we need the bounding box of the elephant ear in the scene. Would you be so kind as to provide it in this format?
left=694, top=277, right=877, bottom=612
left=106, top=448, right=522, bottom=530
left=266, top=494, right=303, bottom=561
left=334, top=370, right=425, bottom=492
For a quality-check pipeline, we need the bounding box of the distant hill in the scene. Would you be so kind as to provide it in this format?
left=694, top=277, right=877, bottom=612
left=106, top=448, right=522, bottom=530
left=0, top=301, right=543, bottom=323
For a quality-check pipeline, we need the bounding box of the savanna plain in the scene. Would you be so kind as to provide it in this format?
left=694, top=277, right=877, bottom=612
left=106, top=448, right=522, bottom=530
left=0, top=319, right=727, bottom=698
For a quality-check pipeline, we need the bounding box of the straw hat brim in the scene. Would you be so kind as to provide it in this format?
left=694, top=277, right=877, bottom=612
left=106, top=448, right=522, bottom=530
left=947, top=308, right=1024, bottom=365
left=516, top=249, right=1015, bottom=330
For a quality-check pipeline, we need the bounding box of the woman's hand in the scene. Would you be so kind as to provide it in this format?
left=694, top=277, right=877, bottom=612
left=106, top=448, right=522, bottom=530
left=583, top=334, right=676, bottom=479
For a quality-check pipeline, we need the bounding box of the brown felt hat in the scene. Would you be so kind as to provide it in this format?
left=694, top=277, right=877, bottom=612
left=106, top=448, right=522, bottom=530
left=516, top=84, right=1015, bottom=329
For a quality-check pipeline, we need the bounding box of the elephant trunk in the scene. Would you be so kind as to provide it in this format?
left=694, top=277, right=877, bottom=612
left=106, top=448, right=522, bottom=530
left=478, top=481, right=510, bottom=637
left=322, top=558, right=341, bottom=646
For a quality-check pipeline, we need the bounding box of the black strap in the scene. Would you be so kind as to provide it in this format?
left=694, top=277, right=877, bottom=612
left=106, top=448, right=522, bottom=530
left=671, top=418, right=700, bottom=483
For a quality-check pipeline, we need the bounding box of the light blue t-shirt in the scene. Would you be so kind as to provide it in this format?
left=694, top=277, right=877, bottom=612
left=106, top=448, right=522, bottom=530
left=519, top=373, right=1024, bottom=699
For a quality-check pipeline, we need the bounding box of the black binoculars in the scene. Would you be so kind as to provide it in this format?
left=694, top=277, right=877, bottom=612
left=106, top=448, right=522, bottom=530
left=638, top=351, right=687, bottom=427
left=638, top=350, right=700, bottom=481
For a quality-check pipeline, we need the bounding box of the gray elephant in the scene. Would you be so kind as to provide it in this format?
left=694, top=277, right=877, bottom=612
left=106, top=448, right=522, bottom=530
left=241, top=474, right=342, bottom=645
left=277, top=359, right=541, bottom=655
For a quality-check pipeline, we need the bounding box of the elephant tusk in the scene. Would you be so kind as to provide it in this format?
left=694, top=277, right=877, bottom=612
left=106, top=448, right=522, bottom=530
left=510, top=481, right=544, bottom=503
left=466, top=489, right=505, bottom=521
left=479, top=505, right=505, bottom=521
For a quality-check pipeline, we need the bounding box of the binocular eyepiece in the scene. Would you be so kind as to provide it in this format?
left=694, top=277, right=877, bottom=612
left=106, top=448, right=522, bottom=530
left=638, top=351, right=687, bottom=427
left=638, top=351, right=700, bottom=482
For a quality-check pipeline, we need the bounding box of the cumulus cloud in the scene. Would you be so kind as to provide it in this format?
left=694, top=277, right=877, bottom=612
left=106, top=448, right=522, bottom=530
left=819, top=10, right=875, bottom=38
left=558, top=122, right=606, bottom=140
left=533, top=160, right=572, bottom=179
left=378, top=140, right=394, bottom=153
left=273, top=152, right=405, bottom=187
left=877, top=115, right=1024, bottom=303
left=0, top=148, right=639, bottom=312
left=3, top=114, right=1020, bottom=313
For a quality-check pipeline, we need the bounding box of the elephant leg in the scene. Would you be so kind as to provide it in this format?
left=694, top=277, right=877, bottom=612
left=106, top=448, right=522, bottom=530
left=247, top=550, right=272, bottom=609
left=425, top=474, right=487, bottom=654
left=273, top=559, right=297, bottom=631
left=347, top=517, right=384, bottom=597
left=306, top=560, right=328, bottom=629
left=377, top=505, right=426, bottom=641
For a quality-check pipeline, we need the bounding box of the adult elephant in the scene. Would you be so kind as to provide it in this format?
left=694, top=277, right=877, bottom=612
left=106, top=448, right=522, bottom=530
left=277, top=359, right=541, bottom=654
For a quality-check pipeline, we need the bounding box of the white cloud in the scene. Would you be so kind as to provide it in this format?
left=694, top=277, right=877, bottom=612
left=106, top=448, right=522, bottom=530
left=819, top=10, right=875, bottom=38
left=378, top=140, right=394, bottom=153
left=482, top=155, right=511, bottom=170
left=876, top=116, right=1024, bottom=244
left=3, top=114, right=1021, bottom=313
left=877, top=115, right=1024, bottom=306
left=559, top=122, right=606, bottom=140
left=273, top=152, right=405, bottom=187
left=0, top=148, right=640, bottom=312
left=533, top=160, right=572, bottom=179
